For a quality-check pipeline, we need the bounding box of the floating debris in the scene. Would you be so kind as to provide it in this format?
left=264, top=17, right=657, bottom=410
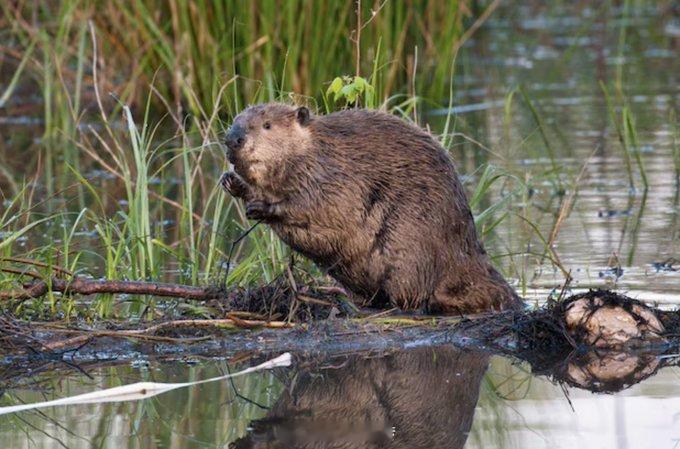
left=598, top=267, right=624, bottom=279
left=598, top=209, right=632, bottom=218
left=651, top=258, right=678, bottom=273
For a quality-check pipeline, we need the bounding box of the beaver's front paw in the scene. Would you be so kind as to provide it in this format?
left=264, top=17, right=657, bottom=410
left=220, top=171, right=248, bottom=198
left=245, top=200, right=278, bottom=221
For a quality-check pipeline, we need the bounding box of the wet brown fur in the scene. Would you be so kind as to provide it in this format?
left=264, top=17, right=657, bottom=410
left=222, top=103, right=522, bottom=314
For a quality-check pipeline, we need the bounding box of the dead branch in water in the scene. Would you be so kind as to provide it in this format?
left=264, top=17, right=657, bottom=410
left=0, top=276, right=224, bottom=301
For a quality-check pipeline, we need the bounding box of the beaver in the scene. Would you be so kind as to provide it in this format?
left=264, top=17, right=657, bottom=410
left=221, top=103, right=521, bottom=314
left=230, top=346, right=488, bottom=448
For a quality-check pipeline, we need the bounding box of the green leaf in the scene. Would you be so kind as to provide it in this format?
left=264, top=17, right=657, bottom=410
left=0, top=216, right=54, bottom=252
left=326, top=77, right=344, bottom=98
left=340, top=84, right=356, bottom=102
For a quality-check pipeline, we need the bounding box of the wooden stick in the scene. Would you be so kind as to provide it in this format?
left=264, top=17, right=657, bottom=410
left=0, top=277, right=223, bottom=301
left=0, top=257, right=74, bottom=277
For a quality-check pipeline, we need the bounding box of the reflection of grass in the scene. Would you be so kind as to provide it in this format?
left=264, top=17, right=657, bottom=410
left=0, top=362, right=283, bottom=447
left=467, top=356, right=533, bottom=449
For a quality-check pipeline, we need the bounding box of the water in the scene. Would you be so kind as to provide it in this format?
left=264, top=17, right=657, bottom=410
left=433, top=2, right=680, bottom=305
left=1, top=346, right=679, bottom=448
left=1, top=2, right=679, bottom=448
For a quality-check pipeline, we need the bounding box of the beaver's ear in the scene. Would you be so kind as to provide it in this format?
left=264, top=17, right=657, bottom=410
left=296, top=107, right=310, bottom=126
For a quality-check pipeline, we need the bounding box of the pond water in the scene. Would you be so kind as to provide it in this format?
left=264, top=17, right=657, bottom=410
left=0, top=2, right=679, bottom=448
left=1, top=346, right=679, bottom=448
left=434, top=2, right=679, bottom=305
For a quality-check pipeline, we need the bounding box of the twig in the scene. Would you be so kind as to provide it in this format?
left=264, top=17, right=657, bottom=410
left=40, top=318, right=293, bottom=351
left=556, top=271, right=573, bottom=302
left=220, top=219, right=262, bottom=289
left=0, top=277, right=224, bottom=301
left=361, top=307, right=399, bottom=320
left=296, top=294, right=333, bottom=307
left=451, top=0, right=502, bottom=55
left=0, top=257, right=74, bottom=277
left=314, top=285, right=348, bottom=296
left=0, top=267, right=43, bottom=280
left=355, top=0, right=362, bottom=78
left=547, top=146, right=598, bottom=248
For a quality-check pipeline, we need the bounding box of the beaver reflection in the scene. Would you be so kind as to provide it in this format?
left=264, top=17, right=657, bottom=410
left=231, top=346, right=488, bottom=449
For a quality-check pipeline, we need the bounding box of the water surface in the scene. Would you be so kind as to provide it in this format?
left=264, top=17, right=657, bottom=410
left=1, top=346, right=679, bottom=448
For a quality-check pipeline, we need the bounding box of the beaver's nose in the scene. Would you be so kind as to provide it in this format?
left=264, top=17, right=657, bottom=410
left=224, top=124, right=246, bottom=152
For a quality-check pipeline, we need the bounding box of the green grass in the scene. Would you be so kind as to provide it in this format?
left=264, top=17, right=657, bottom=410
left=1, top=1, right=473, bottom=115
left=0, top=1, right=481, bottom=319
left=0, top=70, right=571, bottom=320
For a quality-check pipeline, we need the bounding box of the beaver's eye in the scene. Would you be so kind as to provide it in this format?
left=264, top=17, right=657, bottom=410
left=263, top=122, right=271, bottom=130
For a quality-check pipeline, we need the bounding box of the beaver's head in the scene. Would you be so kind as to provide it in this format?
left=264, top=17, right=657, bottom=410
left=223, top=103, right=312, bottom=186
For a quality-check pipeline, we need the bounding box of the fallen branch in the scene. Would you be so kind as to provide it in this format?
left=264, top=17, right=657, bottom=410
left=0, top=277, right=224, bottom=301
